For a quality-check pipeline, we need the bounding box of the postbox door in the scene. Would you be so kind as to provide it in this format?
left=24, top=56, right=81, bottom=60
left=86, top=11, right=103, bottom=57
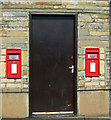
left=7, top=61, right=21, bottom=78
left=86, top=60, right=99, bottom=77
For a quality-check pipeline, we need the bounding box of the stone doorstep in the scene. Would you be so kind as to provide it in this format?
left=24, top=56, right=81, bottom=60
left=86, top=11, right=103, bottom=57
left=2, top=116, right=111, bottom=120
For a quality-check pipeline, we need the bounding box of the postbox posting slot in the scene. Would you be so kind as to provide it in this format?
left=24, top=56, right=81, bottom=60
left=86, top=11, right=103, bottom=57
left=86, top=52, right=99, bottom=54
left=7, top=53, right=20, bottom=55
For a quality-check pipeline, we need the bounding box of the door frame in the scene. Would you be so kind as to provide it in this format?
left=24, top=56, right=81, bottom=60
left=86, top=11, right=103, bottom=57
left=29, top=13, right=78, bottom=116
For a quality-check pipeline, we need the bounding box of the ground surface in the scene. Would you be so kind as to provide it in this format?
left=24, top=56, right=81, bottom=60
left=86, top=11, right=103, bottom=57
left=2, top=115, right=111, bottom=120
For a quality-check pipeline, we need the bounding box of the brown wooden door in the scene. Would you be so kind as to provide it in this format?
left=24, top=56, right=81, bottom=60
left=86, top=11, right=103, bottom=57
left=30, top=14, right=77, bottom=114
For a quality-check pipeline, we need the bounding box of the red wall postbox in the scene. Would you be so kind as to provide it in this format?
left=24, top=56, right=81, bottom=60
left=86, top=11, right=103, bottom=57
left=6, top=49, right=21, bottom=79
left=85, top=48, right=100, bottom=77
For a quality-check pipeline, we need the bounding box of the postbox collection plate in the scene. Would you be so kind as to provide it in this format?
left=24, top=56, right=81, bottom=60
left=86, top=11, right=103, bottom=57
left=9, top=55, right=19, bottom=59
left=88, top=54, right=97, bottom=59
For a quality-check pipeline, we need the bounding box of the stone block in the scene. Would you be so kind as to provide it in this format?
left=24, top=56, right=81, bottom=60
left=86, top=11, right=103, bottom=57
left=91, top=77, right=99, bottom=81
left=2, top=37, right=27, bottom=44
left=79, top=36, right=99, bottom=41
left=0, top=38, right=2, bottom=44
left=106, top=81, right=109, bottom=86
left=103, top=24, right=109, bottom=32
left=23, top=66, right=29, bottom=71
left=106, top=71, right=110, bottom=78
left=78, top=2, right=86, bottom=5
left=23, top=70, right=28, bottom=76
left=100, top=36, right=109, bottom=41
left=78, top=91, right=109, bottom=115
left=99, top=76, right=105, bottom=81
left=78, top=71, right=85, bottom=76
left=2, top=16, right=27, bottom=21
left=1, top=84, right=5, bottom=89
left=11, top=4, right=53, bottom=9
left=96, top=2, right=109, bottom=7
left=100, top=81, right=105, bottom=86
left=22, top=51, right=28, bottom=65
left=79, top=29, right=89, bottom=36
left=52, top=2, right=62, bottom=5
left=8, top=21, right=28, bottom=27
left=35, top=2, right=50, bottom=5
left=22, top=79, right=28, bottom=84
left=90, top=31, right=109, bottom=36
left=3, top=12, right=28, bottom=17
left=88, top=23, right=103, bottom=29
left=54, top=6, right=65, bottom=9
left=0, top=34, right=6, bottom=37
left=0, top=62, right=6, bottom=77
left=1, top=49, right=6, bottom=55
left=23, top=84, right=28, bottom=89
left=3, top=5, right=10, bottom=9
left=85, top=77, right=91, bottom=82
left=0, top=93, right=2, bottom=115
left=23, top=66, right=29, bottom=76
left=79, top=14, right=93, bottom=22
left=79, top=55, right=84, bottom=58
left=100, top=48, right=105, bottom=54
left=0, top=43, right=13, bottom=47
left=1, top=56, right=6, bottom=61
left=95, top=19, right=109, bottom=22
left=7, top=83, right=21, bottom=89
left=66, top=5, right=81, bottom=10
left=91, top=14, right=109, bottom=19
left=16, top=79, right=21, bottom=82
left=78, top=80, right=85, bottom=87
left=1, top=79, right=14, bottom=83
left=79, top=76, right=84, bottom=80
left=2, top=93, right=28, bottom=118
left=7, top=31, right=27, bottom=37
left=22, top=89, right=29, bottom=92
left=100, top=54, right=105, bottom=59
left=61, top=2, right=70, bottom=5
left=100, top=61, right=105, bottom=75
left=106, top=52, right=110, bottom=55
left=83, top=6, right=109, bottom=11
left=78, top=59, right=84, bottom=70
left=22, top=48, right=28, bottom=51
left=5, top=27, right=27, bottom=31
left=79, top=41, right=109, bottom=47
left=85, top=81, right=99, bottom=86
left=78, top=48, right=85, bottom=54
left=11, top=43, right=27, bottom=48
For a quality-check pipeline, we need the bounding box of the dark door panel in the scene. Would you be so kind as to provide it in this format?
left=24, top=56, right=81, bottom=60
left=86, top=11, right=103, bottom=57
left=30, top=15, right=76, bottom=113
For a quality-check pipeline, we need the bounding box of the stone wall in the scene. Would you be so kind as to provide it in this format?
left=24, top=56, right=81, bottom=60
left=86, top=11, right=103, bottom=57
left=78, top=14, right=110, bottom=89
left=1, top=13, right=29, bottom=93
left=0, top=1, right=110, bottom=118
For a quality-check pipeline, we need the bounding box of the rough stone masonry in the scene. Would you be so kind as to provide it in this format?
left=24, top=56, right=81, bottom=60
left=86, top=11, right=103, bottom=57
left=0, top=0, right=111, bottom=118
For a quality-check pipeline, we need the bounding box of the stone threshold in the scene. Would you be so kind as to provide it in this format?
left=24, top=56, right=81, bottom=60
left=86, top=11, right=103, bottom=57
left=2, top=115, right=111, bottom=120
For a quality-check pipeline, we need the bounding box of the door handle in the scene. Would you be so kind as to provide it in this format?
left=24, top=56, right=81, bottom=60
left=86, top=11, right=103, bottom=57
left=68, top=65, right=74, bottom=73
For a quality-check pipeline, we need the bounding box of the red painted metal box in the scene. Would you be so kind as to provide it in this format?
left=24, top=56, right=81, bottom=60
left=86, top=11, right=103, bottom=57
left=85, top=48, right=100, bottom=77
left=6, top=49, right=21, bottom=79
